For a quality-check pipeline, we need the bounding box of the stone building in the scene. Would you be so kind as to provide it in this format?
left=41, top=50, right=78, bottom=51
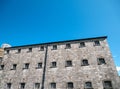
left=0, top=36, right=120, bottom=89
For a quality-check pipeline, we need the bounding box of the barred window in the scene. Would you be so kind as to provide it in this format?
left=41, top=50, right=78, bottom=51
left=67, top=82, right=74, bottom=89
left=103, top=81, right=112, bottom=88
left=7, top=83, right=11, bottom=89
left=50, top=82, right=56, bottom=89
left=40, top=46, right=44, bottom=51
left=52, top=45, right=57, bottom=50
left=65, top=44, right=71, bottom=49
left=0, top=65, right=4, bottom=70
left=80, top=42, right=85, bottom=47
left=98, top=58, right=106, bottom=65
left=85, top=82, right=92, bottom=89
left=20, top=83, right=25, bottom=89
left=94, top=40, right=100, bottom=46
left=66, top=60, right=72, bottom=67
left=23, top=63, right=29, bottom=69
left=82, top=59, right=89, bottom=66
left=35, top=83, right=40, bottom=89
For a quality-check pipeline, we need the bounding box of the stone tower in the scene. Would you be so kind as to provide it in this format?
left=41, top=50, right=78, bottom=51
left=0, top=36, right=120, bottom=89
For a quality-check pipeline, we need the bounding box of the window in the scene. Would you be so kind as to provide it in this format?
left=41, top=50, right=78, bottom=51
left=18, top=49, right=21, bottom=53
left=37, top=63, right=42, bottom=69
left=35, top=83, right=40, bottom=89
left=23, top=63, right=29, bottom=69
left=98, top=58, right=106, bottom=65
left=67, top=82, right=74, bottom=89
left=103, top=81, right=112, bottom=89
left=0, top=65, right=4, bottom=70
left=11, top=64, right=17, bottom=70
left=50, top=83, right=56, bottom=89
left=66, top=60, right=72, bottom=67
left=40, top=46, right=44, bottom=51
left=94, top=40, right=100, bottom=46
left=85, top=82, right=93, bottom=89
left=51, top=62, right=57, bottom=68
left=0, top=57, right=2, bottom=62
left=81, top=59, right=89, bottom=66
left=80, top=42, right=85, bottom=47
left=52, top=45, right=57, bottom=50
left=7, top=83, right=11, bottom=89
left=20, top=83, right=25, bottom=89
left=65, top=44, right=71, bottom=49
left=28, top=48, right=32, bottom=52
left=6, top=50, right=9, bottom=54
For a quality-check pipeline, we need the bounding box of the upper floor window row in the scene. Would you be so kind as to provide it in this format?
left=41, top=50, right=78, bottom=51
left=5, top=40, right=101, bottom=54
left=0, top=58, right=106, bottom=71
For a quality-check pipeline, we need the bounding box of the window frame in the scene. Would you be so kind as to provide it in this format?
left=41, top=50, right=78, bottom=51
left=50, top=82, right=56, bottom=89
left=84, top=81, right=93, bottom=89
left=81, top=59, right=89, bottom=66
left=51, top=61, right=57, bottom=68
left=40, top=46, right=44, bottom=51
left=94, top=40, right=100, bottom=46
left=65, top=60, right=72, bottom=67
left=36, top=63, right=42, bottom=69
left=20, top=83, right=25, bottom=89
left=67, top=82, right=74, bottom=89
left=103, top=80, right=113, bottom=89
left=35, top=83, right=40, bottom=89
left=52, top=45, right=57, bottom=50
left=23, top=63, right=29, bottom=69
left=0, top=65, right=4, bottom=70
left=65, top=44, right=71, bottom=49
left=11, top=64, right=17, bottom=70
left=79, top=42, right=85, bottom=47
left=7, top=83, right=11, bottom=89
left=98, top=58, right=106, bottom=65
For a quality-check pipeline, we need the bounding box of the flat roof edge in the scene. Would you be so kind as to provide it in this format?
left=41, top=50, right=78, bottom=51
left=4, top=36, right=107, bottom=49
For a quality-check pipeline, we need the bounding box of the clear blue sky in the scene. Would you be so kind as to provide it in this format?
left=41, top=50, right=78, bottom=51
left=0, top=0, right=120, bottom=75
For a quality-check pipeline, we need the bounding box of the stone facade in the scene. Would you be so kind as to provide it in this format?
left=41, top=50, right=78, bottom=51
left=0, top=36, right=120, bottom=89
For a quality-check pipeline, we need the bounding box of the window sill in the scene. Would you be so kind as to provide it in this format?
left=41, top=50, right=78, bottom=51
left=84, top=88, right=93, bottom=89
left=81, top=64, right=89, bottom=66
left=36, top=67, right=42, bottom=69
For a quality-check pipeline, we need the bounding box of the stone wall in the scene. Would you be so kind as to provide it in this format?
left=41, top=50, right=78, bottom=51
left=0, top=37, right=119, bottom=89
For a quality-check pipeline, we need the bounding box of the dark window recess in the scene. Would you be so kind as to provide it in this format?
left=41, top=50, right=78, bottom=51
left=65, top=44, right=71, bottom=49
left=20, top=83, right=25, bottom=89
left=40, top=46, right=44, bottom=51
left=37, top=63, right=42, bottom=69
left=94, top=40, right=100, bottom=46
left=85, top=82, right=93, bottom=89
left=52, top=45, right=57, bottom=50
left=51, top=62, right=57, bottom=68
left=7, top=83, right=11, bottom=89
left=23, top=63, right=29, bottom=69
left=0, top=57, right=2, bottom=62
left=51, top=83, right=56, bottom=89
left=11, top=64, right=17, bottom=70
left=0, top=65, right=4, bottom=70
left=66, top=60, right=72, bottom=67
left=82, top=59, right=89, bottom=66
left=98, top=58, right=106, bottom=65
left=67, top=82, right=74, bottom=89
left=18, top=49, right=21, bottom=53
left=80, top=42, right=85, bottom=47
left=103, top=81, right=112, bottom=88
left=6, top=50, right=9, bottom=54
left=35, top=83, right=40, bottom=89
left=28, top=48, right=32, bottom=52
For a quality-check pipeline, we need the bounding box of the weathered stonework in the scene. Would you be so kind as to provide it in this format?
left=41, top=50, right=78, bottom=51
left=0, top=36, right=120, bottom=89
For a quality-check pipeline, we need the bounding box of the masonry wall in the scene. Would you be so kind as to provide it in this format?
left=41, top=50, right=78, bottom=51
left=0, top=37, right=120, bottom=89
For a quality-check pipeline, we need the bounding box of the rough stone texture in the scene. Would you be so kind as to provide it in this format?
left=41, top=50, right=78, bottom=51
left=0, top=37, right=120, bottom=89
